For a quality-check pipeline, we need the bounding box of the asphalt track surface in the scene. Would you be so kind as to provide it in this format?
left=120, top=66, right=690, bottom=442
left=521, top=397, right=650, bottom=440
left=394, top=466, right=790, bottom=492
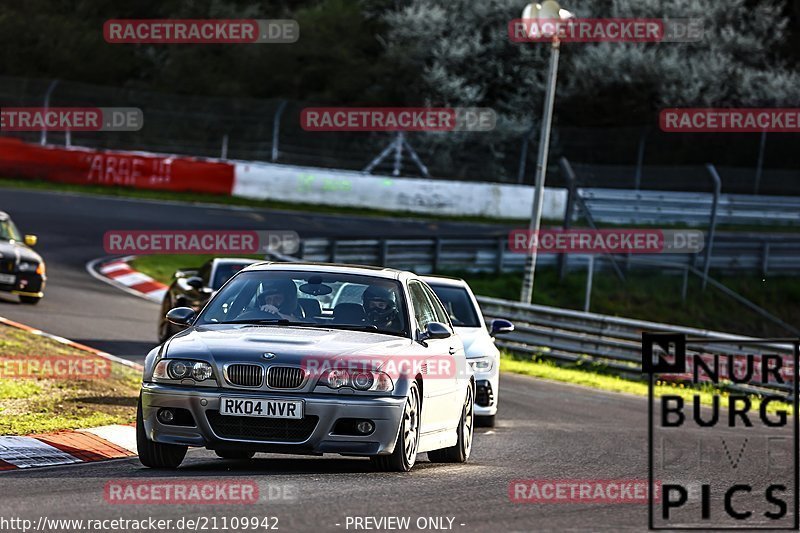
left=0, top=188, right=789, bottom=532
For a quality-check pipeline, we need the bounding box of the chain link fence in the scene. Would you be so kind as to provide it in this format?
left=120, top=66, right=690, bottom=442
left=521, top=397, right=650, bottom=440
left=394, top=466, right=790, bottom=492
left=1, top=75, right=798, bottom=191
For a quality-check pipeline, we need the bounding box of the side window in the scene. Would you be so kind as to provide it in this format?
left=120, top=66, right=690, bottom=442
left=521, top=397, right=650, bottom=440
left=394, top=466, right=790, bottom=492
left=422, top=284, right=452, bottom=328
left=408, top=281, right=436, bottom=331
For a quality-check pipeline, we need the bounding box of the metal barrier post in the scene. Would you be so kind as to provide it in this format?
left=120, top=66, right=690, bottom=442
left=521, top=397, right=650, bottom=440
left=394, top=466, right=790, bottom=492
left=558, top=157, right=576, bottom=281
left=584, top=255, right=594, bottom=312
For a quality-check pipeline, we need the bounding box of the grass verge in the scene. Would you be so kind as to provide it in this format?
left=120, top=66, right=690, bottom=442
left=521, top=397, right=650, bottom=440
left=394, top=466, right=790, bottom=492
left=0, top=325, right=140, bottom=435
left=500, top=352, right=792, bottom=415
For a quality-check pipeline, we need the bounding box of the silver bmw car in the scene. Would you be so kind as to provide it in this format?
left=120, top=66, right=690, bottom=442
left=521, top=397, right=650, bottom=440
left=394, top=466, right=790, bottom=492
left=137, top=262, right=474, bottom=472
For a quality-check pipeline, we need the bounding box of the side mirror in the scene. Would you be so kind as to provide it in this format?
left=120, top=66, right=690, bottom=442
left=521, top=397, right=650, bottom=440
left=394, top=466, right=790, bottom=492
left=24, top=235, right=38, bottom=247
left=185, top=276, right=205, bottom=290
left=490, top=319, right=515, bottom=337
left=420, top=321, right=452, bottom=341
left=166, top=307, right=196, bottom=327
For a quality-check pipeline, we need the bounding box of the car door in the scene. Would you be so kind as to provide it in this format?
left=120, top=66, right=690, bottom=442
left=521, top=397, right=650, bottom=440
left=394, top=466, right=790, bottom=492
left=420, top=282, right=465, bottom=425
left=407, top=280, right=455, bottom=433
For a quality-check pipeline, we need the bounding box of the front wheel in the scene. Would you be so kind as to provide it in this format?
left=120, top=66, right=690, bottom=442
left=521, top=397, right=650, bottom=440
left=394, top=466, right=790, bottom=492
left=136, top=395, right=187, bottom=469
left=371, top=381, right=420, bottom=472
left=428, top=385, right=473, bottom=463
left=475, top=414, right=496, bottom=428
left=19, top=296, right=41, bottom=305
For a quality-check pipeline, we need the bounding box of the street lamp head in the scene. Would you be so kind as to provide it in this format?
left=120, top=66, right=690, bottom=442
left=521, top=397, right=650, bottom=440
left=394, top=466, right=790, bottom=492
left=521, top=1, right=573, bottom=38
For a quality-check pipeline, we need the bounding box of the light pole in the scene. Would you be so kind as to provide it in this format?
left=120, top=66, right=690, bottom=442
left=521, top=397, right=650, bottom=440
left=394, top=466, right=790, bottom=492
left=519, top=1, right=573, bottom=304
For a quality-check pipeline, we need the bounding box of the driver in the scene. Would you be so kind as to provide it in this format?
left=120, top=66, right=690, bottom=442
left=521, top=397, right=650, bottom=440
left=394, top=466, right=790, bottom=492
left=362, top=285, right=402, bottom=331
left=257, top=279, right=299, bottom=320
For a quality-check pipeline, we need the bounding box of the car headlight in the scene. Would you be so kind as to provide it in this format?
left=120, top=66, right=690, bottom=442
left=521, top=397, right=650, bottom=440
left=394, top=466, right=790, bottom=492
left=153, top=359, right=214, bottom=382
left=468, top=357, right=494, bottom=372
left=319, top=369, right=393, bottom=392
left=17, top=261, right=38, bottom=272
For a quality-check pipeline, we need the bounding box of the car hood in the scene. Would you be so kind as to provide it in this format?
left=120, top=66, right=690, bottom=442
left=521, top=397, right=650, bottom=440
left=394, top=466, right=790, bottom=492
left=164, top=324, right=412, bottom=366
left=454, top=326, right=498, bottom=359
left=0, top=240, right=41, bottom=264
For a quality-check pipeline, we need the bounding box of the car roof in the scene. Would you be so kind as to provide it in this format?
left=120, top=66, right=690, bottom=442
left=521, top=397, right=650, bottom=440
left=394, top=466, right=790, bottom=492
left=241, top=261, right=413, bottom=280
left=212, top=258, right=261, bottom=265
left=420, top=275, right=468, bottom=288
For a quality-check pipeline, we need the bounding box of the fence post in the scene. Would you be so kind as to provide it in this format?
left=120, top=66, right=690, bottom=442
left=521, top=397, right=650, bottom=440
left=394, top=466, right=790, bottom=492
left=220, top=134, right=229, bottom=159
left=754, top=130, right=767, bottom=195
left=703, top=164, right=721, bottom=291
left=558, top=157, right=577, bottom=281
left=761, top=241, right=770, bottom=277
left=40, top=79, right=59, bottom=146
left=681, top=266, right=689, bottom=302
left=271, top=100, right=288, bottom=162
left=584, top=256, right=594, bottom=312
left=433, top=237, right=442, bottom=273
left=634, top=127, right=648, bottom=190
left=516, top=125, right=536, bottom=184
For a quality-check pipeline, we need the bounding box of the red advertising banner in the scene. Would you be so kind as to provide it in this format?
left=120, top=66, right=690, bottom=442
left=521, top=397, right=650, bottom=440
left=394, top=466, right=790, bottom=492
left=0, top=138, right=234, bottom=195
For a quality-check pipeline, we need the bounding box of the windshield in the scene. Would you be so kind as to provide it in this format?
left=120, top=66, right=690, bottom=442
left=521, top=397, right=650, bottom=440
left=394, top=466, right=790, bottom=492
left=427, top=284, right=481, bottom=328
left=197, top=270, right=409, bottom=337
left=0, top=219, right=23, bottom=242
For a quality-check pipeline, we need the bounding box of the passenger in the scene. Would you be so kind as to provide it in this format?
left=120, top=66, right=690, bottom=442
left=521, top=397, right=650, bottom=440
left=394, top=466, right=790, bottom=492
left=362, top=285, right=402, bottom=331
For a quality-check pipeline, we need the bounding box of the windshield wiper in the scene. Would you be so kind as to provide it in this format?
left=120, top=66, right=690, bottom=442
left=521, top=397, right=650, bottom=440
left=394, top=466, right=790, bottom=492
left=323, top=324, right=404, bottom=336
left=221, top=319, right=318, bottom=326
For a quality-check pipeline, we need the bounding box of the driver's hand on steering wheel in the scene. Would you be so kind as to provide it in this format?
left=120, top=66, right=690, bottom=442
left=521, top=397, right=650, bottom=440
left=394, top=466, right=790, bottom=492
left=260, top=304, right=280, bottom=314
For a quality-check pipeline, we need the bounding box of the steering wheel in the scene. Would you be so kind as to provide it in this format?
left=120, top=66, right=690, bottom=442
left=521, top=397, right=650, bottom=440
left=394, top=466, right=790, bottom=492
left=234, top=309, right=283, bottom=321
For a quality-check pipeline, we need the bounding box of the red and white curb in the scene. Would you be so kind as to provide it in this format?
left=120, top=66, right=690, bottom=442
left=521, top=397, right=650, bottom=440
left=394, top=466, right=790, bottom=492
left=0, top=426, right=137, bottom=470
left=0, top=316, right=143, bottom=470
left=87, top=255, right=167, bottom=303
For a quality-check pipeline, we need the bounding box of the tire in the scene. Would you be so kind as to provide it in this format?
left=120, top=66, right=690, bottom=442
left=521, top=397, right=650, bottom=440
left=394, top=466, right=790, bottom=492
left=215, top=450, right=255, bottom=460
left=475, top=414, right=496, bottom=428
left=136, top=395, right=187, bottom=469
left=19, top=296, right=41, bottom=305
left=371, top=381, right=421, bottom=472
left=428, top=385, right=474, bottom=463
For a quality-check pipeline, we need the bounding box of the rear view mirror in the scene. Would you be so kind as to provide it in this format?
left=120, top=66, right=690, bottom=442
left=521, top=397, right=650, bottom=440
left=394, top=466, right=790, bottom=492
left=420, top=321, right=451, bottom=341
left=24, top=234, right=38, bottom=247
left=185, top=276, right=204, bottom=289
left=490, top=319, right=514, bottom=337
left=166, top=307, right=196, bottom=327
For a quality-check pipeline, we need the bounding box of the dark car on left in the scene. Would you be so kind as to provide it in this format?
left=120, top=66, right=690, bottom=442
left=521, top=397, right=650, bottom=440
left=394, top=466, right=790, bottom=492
left=158, top=258, right=259, bottom=342
left=0, top=211, right=46, bottom=305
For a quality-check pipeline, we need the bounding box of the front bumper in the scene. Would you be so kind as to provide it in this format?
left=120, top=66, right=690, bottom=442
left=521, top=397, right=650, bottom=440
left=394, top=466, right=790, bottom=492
left=141, top=383, right=406, bottom=456
left=471, top=366, right=499, bottom=416
left=0, top=272, right=45, bottom=298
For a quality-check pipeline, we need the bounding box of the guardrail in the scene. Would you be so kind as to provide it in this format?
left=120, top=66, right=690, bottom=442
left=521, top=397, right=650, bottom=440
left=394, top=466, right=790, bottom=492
left=476, top=295, right=796, bottom=396
left=578, top=188, right=800, bottom=226
left=295, top=235, right=800, bottom=275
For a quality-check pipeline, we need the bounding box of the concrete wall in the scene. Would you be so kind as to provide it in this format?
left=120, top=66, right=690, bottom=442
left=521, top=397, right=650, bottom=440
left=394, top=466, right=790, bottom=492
left=233, top=161, right=567, bottom=220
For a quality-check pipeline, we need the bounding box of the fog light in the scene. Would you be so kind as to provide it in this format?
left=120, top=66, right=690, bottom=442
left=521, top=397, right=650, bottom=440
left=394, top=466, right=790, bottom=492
left=157, top=408, right=175, bottom=423
left=356, top=420, right=374, bottom=435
